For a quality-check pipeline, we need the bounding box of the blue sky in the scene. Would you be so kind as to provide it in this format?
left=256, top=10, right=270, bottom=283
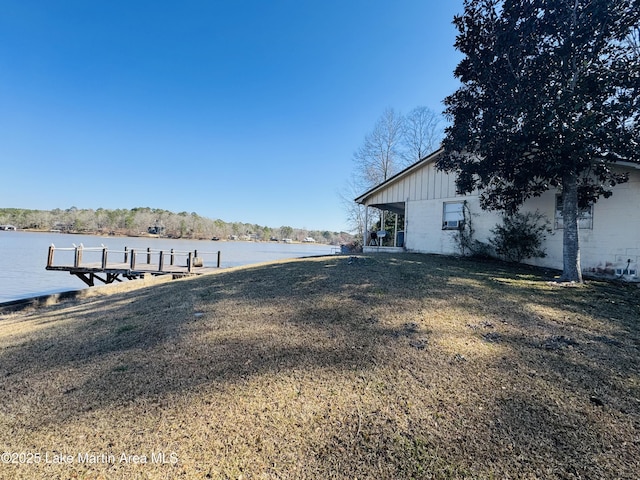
left=0, top=1, right=464, bottom=232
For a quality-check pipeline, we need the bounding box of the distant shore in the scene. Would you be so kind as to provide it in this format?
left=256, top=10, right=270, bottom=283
left=12, top=227, right=334, bottom=244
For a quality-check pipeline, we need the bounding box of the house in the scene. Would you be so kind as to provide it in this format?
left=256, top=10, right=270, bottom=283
left=355, top=149, right=640, bottom=280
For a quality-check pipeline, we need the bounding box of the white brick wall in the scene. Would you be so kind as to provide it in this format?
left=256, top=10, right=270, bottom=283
left=402, top=168, right=640, bottom=276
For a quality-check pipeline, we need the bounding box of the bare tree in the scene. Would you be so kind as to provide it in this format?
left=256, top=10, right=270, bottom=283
left=353, top=108, right=406, bottom=189
left=345, top=106, right=445, bottom=236
left=338, top=174, right=367, bottom=238
left=402, top=106, right=444, bottom=163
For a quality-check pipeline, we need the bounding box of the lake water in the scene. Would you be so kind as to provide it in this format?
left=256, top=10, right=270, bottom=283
left=0, top=231, right=336, bottom=303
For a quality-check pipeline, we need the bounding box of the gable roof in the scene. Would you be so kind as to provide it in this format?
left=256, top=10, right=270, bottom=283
left=354, top=148, right=444, bottom=205
left=355, top=150, right=640, bottom=206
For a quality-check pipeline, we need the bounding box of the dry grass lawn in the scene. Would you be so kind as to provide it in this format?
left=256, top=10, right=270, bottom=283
left=0, top=253, right=639, bottom=479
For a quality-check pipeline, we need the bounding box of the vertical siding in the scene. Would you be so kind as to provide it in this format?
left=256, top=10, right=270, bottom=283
left=367, top=162, right=455, bottom=205
left=365, top=162, right=458, bottom=204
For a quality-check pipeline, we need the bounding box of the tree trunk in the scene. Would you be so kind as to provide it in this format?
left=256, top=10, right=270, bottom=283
left=561, top=173, right=583, bottom=282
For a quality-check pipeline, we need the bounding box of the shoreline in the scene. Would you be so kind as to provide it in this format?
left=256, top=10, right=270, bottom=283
left=0, top=231, right=338, bottom=306
left=0, top=274, right=176, bottom=313
left=0, top=254, right=340, bottom=312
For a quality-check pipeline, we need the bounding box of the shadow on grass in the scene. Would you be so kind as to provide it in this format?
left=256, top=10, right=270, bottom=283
left=0, top=257, right=399, bottom=420
left=1, top=253, right=639, bottom=477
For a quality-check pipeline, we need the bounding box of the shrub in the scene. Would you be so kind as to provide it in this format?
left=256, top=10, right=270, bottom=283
left=489, top=211, right=552, bottom=262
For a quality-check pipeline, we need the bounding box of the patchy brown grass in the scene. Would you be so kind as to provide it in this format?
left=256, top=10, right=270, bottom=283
left=0, top=254, right=638, bottom=479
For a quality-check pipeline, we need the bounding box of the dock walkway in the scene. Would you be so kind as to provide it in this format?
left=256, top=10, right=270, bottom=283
left=46, top=244, right=221, bottom=286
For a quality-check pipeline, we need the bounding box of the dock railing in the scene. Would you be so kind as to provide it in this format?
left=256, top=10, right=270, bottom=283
left=47, top=244, right=222, bottom=275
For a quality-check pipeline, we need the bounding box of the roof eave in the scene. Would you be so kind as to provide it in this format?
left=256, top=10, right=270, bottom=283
left=354, top=148, right=444, bottom=205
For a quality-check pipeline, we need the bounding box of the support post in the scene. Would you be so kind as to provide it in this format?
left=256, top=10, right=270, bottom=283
left=188, top=252, right=193, bottom=273
left=159, top=251, right=164, bottom=271
left=102, top=247, right=108, bottom=269
left=130, top=249, right=136, bottom=269
left=217, top=250, right=221, bottom=268
left=108, top=273, right=123, bottom=283
left=147, top=247, right=151, bottom=264
left=124, top=246, right=129, bottom=263
left=364, top=206, right=369, bottom=247
left=47, top=245, right=55, bottom=268
left=170, top=249, right=175, bottom=265
left=405, top=198, right=409, bottom=249
left=74, top=272, right=95, bottom=287
left=74, top=245, right=83, bottom=268
left=394, top=213, right=399, bottom=247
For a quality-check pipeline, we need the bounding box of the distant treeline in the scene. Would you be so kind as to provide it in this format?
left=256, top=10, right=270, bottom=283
left=0, top=207, right=353, bottom=245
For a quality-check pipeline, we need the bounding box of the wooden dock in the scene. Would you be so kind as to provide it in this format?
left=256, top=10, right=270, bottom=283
left=46, top=244, right=221, bottom=287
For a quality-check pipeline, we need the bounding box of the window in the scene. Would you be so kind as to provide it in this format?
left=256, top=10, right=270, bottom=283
left=615, top=267, right=638, bottom=277
left=555, top=195, right=593, bottom=229
left=443, top=202, right=464, bottom=230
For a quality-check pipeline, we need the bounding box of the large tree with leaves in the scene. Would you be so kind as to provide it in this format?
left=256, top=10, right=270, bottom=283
left=438, top=0, right=640, bottom=282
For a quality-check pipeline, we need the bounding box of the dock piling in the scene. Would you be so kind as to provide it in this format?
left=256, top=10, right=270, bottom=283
left=74, top=245, right=83, bottom=268
left=47, top=245, right=55, bottom=268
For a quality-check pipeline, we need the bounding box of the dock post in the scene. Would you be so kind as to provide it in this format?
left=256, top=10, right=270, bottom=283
left=188, top=252, right=193, bottom=273
left=217, top=250, right=221, bottom=268
left=159, top=251, right=164, bottom=271
left=147, top=247, right=152, bottom=264
left=74, top=245, right=83, bottom=268
left=47, top=245, right=55, bottom=268
left=124, top=246, right=128, bottom=263
left=101, top=247, right=108, bottom=269
left=170, top=249, right=175, bottom=265
left=130, top=249, right=136, bottom=269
